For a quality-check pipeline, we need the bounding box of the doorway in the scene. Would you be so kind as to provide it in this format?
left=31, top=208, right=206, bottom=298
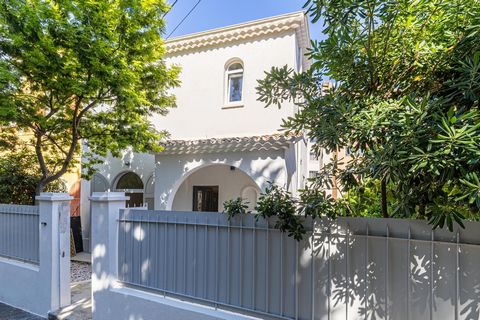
left=115, top=172, right=144, bottom=208
left=192, top=186, right=219, bottom=212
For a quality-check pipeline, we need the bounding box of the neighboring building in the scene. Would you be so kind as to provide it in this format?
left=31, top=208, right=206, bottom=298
left=80, top=11, right=312, bottom=250
left=2, top=129, right=82, bottom=216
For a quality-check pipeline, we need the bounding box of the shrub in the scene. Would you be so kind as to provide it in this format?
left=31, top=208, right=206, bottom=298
left=255, top=183, right=306, bottom=241
left=223, top=197, right=249, bottom=220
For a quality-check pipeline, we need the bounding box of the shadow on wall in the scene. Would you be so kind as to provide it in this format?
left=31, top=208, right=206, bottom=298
left=304, top=220, right=480, bottom=320
left=111, top=208, right=480, bottom=320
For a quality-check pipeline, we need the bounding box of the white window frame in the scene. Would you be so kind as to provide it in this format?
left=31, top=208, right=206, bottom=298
left=224, top=60, right=244, bottom=108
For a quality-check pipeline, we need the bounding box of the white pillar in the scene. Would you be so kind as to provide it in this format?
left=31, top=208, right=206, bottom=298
left=36, top=192, right=73, bottom=311
left=90, top=192, right=128, bottom=292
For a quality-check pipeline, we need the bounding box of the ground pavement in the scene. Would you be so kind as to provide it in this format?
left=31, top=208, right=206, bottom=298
left=0, top=303, right=43, bottom=320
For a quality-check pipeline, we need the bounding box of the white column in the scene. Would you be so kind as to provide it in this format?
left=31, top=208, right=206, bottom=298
left=36, top=192, right=73, bottom=311
left=90, top=192, right=128, bottom=290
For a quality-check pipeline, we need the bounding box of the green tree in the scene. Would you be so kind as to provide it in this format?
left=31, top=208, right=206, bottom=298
left=0, top=150, right=66, bottom=205
left=258, top=0, right=480, bottom=230
left=0, top=0, right=179, bottom=194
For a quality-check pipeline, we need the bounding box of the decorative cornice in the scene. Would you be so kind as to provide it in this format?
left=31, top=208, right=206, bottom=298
left=165, top=11, right=310, bottom=58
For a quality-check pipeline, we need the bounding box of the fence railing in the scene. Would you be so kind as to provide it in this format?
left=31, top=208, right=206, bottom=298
left=0, top=204, right=39, bottom=264
left=117, top=209, right=480, bottom=320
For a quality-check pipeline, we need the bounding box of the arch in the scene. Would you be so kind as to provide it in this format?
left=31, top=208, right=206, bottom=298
left=166, top=163, right=261, bottom=211
left=91, top=173, right=109, bottom=194
left=144, top=173, right=155, bottom=210
left=241, top=185, right=260, bottom=212
left=224, top=57, right=244, bottom=70
left=113, top=171, right=144, bottom=191
left=113, top=171, right=144, bottom=207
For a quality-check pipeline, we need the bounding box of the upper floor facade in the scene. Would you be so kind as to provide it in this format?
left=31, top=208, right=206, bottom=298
left=151, top=11, right=311, bottom=140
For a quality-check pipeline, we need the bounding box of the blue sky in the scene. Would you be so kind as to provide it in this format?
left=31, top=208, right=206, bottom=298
left=164, top=0, right=325, bottom=41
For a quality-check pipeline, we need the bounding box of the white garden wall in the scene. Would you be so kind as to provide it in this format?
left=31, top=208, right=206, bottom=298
left=0, top=194, right=71, bottom=317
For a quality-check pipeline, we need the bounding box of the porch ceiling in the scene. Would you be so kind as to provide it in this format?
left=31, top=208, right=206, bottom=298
left=158, top=133, right=295, bottom=155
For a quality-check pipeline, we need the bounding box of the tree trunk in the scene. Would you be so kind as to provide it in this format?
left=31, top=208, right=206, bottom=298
left=381, top=177, right=388, bottom=218
left=35, top=179, right=46, bottom=196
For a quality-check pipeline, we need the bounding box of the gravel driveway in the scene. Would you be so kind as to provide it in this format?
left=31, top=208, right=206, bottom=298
left=71, top=261, right=91, bottom=283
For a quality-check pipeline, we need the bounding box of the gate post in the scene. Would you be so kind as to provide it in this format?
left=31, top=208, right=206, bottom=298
left=36, top=192, right=73, bottom=311
left=90, top=192, right=128, bottom=299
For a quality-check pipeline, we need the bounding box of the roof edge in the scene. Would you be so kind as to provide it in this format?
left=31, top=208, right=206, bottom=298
left=165, top=11, right=309, bottom=55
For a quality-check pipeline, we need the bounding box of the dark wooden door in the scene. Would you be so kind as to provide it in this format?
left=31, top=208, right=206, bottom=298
left=193, top=186, right=219, bottom=212
left=126, top=192, right=144, bottom=207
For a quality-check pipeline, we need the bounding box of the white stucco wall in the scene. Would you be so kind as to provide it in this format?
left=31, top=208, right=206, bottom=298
left=154, top=149, right=293, bottom=210
left=152, top=30, right=299, bottom=140
left=0, top=195, right=71, bottom=317
left=172, top=164, right=261, bottom=212
left=80, top=150, right=155, bottom=251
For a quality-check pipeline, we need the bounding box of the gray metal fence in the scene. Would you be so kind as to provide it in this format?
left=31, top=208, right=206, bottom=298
left=117, top=209, right=480, bottom=320
left=0, top=204, right=40, bottom=264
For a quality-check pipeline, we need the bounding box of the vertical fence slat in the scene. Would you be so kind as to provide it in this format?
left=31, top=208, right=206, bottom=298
left=266, top=221, right=269, bottom=314
left=328, top=226, right=331, bottom=320
left=252, top=216, right=256, bottom=311
left=163, top=219, right=167, bottom=296
left=183, top=219, right=187, bottom=295
left=365, top=224, right=369, bottom=320
left=280, top=232, right=284, bottom=317
left=311, top=220, right=315, bottom=320
left=407, top=227, right=411, bottom=320
left=239, top=215, right=243, bottom=307
left=455, top=232, right=459, bottom=320
left=345, top=224, right=349, bottom=320
left=385, top=225, right=389, bottom=320
left=430, top=230, right=434, bottom=320
left=215, top=217, right=219, bottom=310
left=295, top=240, right=299, bottom=320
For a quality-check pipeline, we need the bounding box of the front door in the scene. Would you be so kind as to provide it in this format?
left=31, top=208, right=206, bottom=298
left=125, top=192, right=144, bottom=207
left=193, top=186, right=219, bottom=212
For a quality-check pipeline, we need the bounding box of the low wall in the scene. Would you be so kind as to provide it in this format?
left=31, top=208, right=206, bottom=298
left=0, top=194, right=71, bottom=317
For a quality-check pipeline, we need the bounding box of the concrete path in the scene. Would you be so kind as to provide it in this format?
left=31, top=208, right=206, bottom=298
left=48, top=281, right=91, bottom=320
left=70, top=252, right=90, bottom=264
left=0, top=302, right=43, bottom=320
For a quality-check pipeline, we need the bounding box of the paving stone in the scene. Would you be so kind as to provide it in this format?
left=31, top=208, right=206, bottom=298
left=0, top=302, right=44, bottom=320
left=48, top=281, right=91, bottom=320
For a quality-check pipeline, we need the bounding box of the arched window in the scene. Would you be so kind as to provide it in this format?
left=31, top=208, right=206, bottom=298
left=116, top=172, right=143, bottom=190
left=225, top=60, right=244, bottom=104
left=115, top=172, right=144, bottom=207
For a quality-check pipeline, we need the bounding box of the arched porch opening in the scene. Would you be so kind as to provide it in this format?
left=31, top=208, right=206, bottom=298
left=170, top=164, right=261, bottom=212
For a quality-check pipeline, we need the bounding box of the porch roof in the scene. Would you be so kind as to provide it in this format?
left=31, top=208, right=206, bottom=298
left=158, top=133, right=295, bottom=155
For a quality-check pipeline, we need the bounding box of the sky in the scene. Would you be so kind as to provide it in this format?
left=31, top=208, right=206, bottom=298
left=164, top=0, right=326, bottom=41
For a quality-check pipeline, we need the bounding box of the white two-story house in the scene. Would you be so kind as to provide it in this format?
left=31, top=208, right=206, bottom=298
left=80, top=11, right=314, bottom=250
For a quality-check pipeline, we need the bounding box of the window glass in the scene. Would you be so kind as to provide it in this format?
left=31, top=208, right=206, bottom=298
left=228, top=63, right=243, bottom=71
left=229, top=74, right=243, bottom=102
left=226, top=60, right=244, bottom=104
left=116, top=172, right=143, bottom=190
